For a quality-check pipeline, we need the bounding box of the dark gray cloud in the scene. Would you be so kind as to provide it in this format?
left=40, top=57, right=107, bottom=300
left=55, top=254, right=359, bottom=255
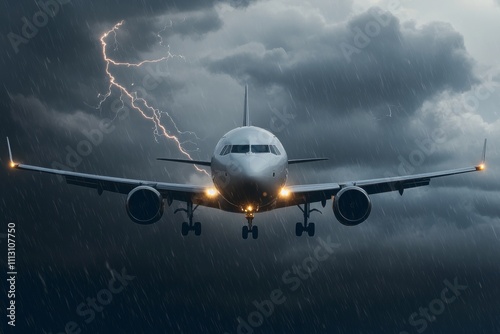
left=0, top=0, right=248, bottom=113
left=206, top=8, right=476, bottom=115
left=165, top=9, right=224, bottom=39
left=201, top=7, right=497, bottom=176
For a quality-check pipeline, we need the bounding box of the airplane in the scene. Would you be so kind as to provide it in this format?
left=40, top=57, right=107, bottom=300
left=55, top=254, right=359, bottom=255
left=6, top=86, right=487, bottom=239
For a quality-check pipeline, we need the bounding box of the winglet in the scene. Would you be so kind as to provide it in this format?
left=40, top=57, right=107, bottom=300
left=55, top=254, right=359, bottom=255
left=476, top=138, right=487, bottom=171
left=6, top=137, right=17, bottom=168
left=481, top=138, right=487, bottom=163
left=243, top=85, right=250, bottom=127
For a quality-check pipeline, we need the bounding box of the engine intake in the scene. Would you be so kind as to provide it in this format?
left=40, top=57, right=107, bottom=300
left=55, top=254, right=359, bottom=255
left=333, top=186, right=371, bottom=226
left=126, top=186, right=164, bottom=225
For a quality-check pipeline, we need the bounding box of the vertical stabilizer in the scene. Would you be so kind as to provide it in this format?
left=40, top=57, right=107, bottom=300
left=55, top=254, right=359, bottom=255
left=243, top=85, right=250, bottom=126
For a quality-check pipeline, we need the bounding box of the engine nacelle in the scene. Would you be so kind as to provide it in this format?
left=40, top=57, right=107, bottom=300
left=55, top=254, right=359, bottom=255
left=332, top=186, right=372, bottom=226
left=126, top=186, right=164, bottom=225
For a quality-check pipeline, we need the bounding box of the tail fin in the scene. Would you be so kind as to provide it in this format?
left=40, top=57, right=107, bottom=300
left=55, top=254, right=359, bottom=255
left=243, top=85, right=250, bottom=127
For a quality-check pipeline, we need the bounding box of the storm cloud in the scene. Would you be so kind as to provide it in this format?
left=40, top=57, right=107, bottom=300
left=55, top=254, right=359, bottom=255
left=206, top=8, right=476, bottom=114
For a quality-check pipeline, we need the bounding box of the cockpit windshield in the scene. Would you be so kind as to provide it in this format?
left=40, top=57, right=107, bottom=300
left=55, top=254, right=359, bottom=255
left=219, top=144, right=281, bottom=155
left=251, top=145, right=270, bottom=153
left=231, top=145, right=250, bottom=153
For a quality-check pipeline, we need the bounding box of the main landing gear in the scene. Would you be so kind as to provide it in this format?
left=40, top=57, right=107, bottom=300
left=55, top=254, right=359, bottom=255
left=175, top=201, right=202, bottom=236
left=242, top=212, right=259, bottom=240
left=295, top=203, right=321, bottom=237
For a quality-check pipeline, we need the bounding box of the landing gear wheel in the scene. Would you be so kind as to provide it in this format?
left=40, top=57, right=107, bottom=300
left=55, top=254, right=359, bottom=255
left=252, top=226, right=259, bottom=239
left=307, top=222, right=315, bottom=237
left=295, top=223, right=303, bottom=236
left=176, top=201, right=201, bottom=237
left=243, top=212, right=257, bottom=239
left=295, top=203, right=321, bottom=237
left=242, top=226, right=249, bottom=239
left=194, top=222, right=201, bottom=236
left=181, top=222, right=189, bottom=236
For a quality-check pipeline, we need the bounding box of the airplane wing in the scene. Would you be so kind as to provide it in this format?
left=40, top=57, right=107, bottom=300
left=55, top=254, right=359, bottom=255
left=7, top=137, right=487, bottom=212
left=156, top=157, right=329, bottom=165
left=288, top=158, right=328, bottom=164
left=156, top=157, right=211, bottom=166
left=6, top=138, right=220, bottom=209
left=276, top=140, right=487, bottom=208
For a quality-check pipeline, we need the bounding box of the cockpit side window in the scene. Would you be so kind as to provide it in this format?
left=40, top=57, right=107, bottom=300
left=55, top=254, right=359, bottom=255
left=220, top=145, right=232, bottom=155
left=251, top=145, right=270, bottom=153
left=270, top=145, right=281, bottom=155
left=231, top=145, right=250, bottom=153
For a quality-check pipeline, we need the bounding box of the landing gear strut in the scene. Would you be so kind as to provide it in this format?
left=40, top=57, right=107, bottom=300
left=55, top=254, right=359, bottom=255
left=295, top=203, right=321, bottom=237
left=242, top=212, right=258, bottom=239
left=175, top=201, right=201, bottom=236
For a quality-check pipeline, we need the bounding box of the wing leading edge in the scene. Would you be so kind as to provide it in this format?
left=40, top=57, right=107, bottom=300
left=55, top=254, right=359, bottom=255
left=276, top=139, right=487, bottom=208
left=6, top=137, right=220, bottom=208
left=6, top=137, right=487, bottom=211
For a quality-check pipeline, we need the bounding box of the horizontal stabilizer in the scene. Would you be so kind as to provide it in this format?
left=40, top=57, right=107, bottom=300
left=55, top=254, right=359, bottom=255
left=157, top=158, right=211, bottom=166
left=288, top=158, right=328, bottom=165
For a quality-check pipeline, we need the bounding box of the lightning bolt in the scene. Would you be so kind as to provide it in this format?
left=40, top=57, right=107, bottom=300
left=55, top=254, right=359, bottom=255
left=156, top=20, right=172, bottom=47
left=96, top=20, right=209, bottom=176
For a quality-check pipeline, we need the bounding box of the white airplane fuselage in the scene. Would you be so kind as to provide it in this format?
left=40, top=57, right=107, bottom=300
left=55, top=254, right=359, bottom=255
left=211, top=126, right=288, bottom=213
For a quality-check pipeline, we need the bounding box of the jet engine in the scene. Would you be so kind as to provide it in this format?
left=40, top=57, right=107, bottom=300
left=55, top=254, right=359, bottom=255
left=126, top=186, right=164, bottom=224
left=332, top=186, right=371, bottom=226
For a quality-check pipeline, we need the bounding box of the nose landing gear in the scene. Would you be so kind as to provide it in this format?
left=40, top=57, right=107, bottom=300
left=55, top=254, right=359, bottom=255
left=242, top=212, right=258, bottom=239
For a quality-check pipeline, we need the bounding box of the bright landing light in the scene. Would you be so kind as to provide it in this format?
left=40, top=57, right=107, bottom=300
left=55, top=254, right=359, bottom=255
left=10, top=162, right=16, bottom=168
left=478, top=163, right=486, bottom=170
left=205, top=188, right=218, bottom=197
left=280, top=188, right=290, bottom=197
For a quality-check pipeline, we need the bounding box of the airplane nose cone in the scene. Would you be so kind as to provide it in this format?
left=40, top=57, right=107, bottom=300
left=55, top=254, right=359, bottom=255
left=239, top=156, right=269, bottom=177
left=218, top=155, right=277, bottom=208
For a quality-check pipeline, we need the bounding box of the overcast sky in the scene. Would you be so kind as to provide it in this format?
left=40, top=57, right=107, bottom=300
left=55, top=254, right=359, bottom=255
left=1, top=0, right=500, bottom=333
